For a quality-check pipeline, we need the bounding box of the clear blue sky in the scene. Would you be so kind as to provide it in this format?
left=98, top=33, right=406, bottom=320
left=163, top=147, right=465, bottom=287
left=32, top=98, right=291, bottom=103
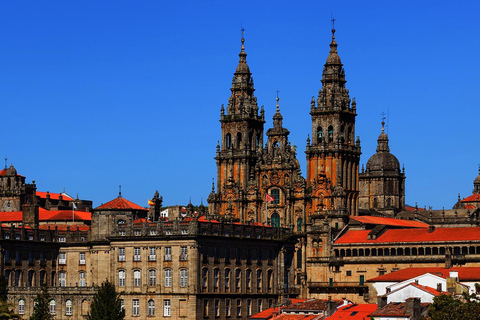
left=1, top=1, right=479, bottom=209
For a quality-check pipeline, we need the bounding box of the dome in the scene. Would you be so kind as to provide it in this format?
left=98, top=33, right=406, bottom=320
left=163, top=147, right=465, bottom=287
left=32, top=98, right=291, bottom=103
left=6, top=164, right=17, bottom=176
left=366, top=151, right=401, bottom=173
left=365, top=127, right=401, bottom=173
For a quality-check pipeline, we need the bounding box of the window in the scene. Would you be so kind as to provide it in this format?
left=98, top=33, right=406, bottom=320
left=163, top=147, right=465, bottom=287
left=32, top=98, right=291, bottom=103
left=202, top=268, right=208, bottom=289
left=49, top=300, right=56, bottom=315
left=120, top=299, right=124, bottom=311
left=297, top=218, right=303, bottom=231
left=134, top=270, right=141, bottom=287
left=236, top=299, right=241, bottom=317
left=148, top=269, right=156, bottom=286
left=59, top=253, right=66, bottom=265
left=14, top=270, right=21, bottom=287
left=18, top=299, right=25, bottom=315
left=79, top=252, right=86, bottom=265
left=164, top=247, right=172, bottom=261
left=180, top=246, right=188, bottom=261
left=164, top=269, right=172, bottom=287
left=256, top=270, right=262, bottom=289
left=258, top=299, right=262, bottom=313
left=40, top=270, right=46, bottom=285
left=235, top=269, right=241, bottom=291
left=271, top=213, right=280, bottom=227
left=247, top=299, right=252, bottom=316
left=58, top=236, right=66, bottom=242
left=267, top=270, right=273, bottom=289
left=180, top=269, right=187, bottom=288
left=271, top=189, right=280, bottom=204
left=163, top=299, right=171, bottom=316
left=328, top=126, right=333, bottom=142
left=213, top=268, right=219, bottom=288
left=148, top=300, right=155, bottom=316
left=59, top=272, right=66, bottom=287
left=226, top=299, right=231, bottom=317
left=28, top=270, right=35, bottom=286
left=118, top=270, right=125, bottom=287
left=66, top=299, right=72, bottom=316
left=149, top=230, right=157, bottom=235
left=297, top=249, right=302, bottom=269
left=134, top=230, right=141, bottom=236
left=118, top=248, right=125, bottom=262
left=134, top=247, right=141, bottom=261
left=149, top=247, right=156, bottom=261
left=246, top=269, right=252, bottom=289
left=132, top=299, right=139, bottom=316
left=215, top=299, right=220, bottom=317
left=225, top=268, right=230, bottom=290
left=387, top=197, right=392, bottom=207
left=346, top=270, right=352, bottom=276
left=203, top=300, right=209, bottom=317
left=79, top=271, right=86, bottom=287
left=236, top=132, right=242, bottom=149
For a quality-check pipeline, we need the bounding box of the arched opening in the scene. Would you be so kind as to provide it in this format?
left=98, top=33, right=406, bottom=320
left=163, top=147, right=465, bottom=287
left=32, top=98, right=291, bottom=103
left=236, top=132, right=242, bottom=149
left=317, top=127, right=323, bottom=143
left=226, top=133, right=231, bottom=149
left=328, top=126, right=333, bottom=142
left=296, top=218, right=303, bottom=232
left=270, top=189, right=280, bottom=205
left=387, top=198, right=392, bottom=207
left=271, top=213, right=280, bottom=228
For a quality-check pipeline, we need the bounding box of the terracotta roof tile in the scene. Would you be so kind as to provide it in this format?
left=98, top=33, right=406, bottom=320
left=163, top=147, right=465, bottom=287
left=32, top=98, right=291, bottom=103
left=36, top=191, right=74, bottom=201
left=367, top=267, right=480, bottom=282
left=335, top=227, right=480, bottom=244
left=461, top=194, right=480, bottom=202
left=95, top=196, right=147, bottom=211
left=326, top=304, right=377, bottom=320
left=38, top=224, right=90, bottom=231
left=369, top=302, right=430, bottom=317
left=351, top=216, right=428, bottom=228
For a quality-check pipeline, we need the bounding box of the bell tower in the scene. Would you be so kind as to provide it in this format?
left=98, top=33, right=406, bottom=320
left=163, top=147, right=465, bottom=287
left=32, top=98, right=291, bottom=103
left=306, top=27, right=361, bottom=225
left=208, top=32, right=265, bottom=220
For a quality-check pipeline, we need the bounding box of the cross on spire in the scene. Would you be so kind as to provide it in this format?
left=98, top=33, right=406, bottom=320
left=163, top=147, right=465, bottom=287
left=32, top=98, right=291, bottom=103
left=331, top=16, right=336, bottom=30
left=241, top=26, right=245, bottom=39
left=119, top=185, right=122, bottom=197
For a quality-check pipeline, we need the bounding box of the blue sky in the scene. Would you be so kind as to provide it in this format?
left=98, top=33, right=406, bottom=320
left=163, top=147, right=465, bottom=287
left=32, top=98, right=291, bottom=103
left=1, top=1, right=479, bottom=209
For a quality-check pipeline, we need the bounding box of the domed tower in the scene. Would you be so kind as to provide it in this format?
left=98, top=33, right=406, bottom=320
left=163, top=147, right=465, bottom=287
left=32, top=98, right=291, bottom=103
left=208, top=32, right=265, bottom=220
left=359, top=121, right=405, bottom=215
left=306, top=27, right=361, bottom=226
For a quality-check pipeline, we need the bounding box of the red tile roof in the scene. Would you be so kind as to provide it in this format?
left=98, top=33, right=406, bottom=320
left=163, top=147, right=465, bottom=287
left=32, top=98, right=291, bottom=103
left=461, top=194, right=480, bottom=202
left=0, top=168, right=23, bottom=177
left=367, top=267, right=480, bottom=282
left=95, top=196, right=147, bottom=211
left=326, top=304, right=377, bottom=320
left=38, top=224, right=90, bottom=231
left=283, top=299, right=343, bottom=312
left=249, top=300, right=307, bottom=319
left=404, top=205, right=426, bottom=212
left=410, top=283, right=442, bottom=296
left=351, top=216, right=428, bottom=228
left=36, top=191, right=74, bottom=201
left=335, top=227, right=480, bottom=244
left=0, top=208, right=91, bottom=222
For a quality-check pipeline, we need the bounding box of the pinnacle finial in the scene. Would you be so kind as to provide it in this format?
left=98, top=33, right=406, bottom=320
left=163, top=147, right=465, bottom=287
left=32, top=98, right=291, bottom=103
left=276, top=90, right=280, bottom=112
left=118, top=185, right=122, bottom=197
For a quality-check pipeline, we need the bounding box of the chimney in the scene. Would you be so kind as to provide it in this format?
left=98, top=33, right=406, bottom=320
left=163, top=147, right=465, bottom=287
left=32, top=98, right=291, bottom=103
left=428, top=225, right=435, bottom=233
left=437, top=283, right=442, bottom=292
left=377, top=296, right=388, bottom=309
left=405, top=297, right=421, bottom=320
left=326, top=296, right=337, bottom=317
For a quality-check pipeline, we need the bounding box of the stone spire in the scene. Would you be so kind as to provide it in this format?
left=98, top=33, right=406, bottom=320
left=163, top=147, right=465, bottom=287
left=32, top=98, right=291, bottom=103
left=376, top=120, right=390, bottom=152
left=227, top=33, right=258, bottom=117
left=473, top=166, right=480, bottom=194
left=316, top=28, right=350, bottom=111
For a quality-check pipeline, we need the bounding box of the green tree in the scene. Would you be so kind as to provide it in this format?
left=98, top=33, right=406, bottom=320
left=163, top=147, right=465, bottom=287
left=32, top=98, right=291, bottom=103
left=0, top=275, right=8, bottom=302
left=29, top=284, right=53, bottom=320
left=87, top=280, right=125, bottom=320
left=0, top=300, right=20, bottom=320
left=428, top=293, right=480, bottom=320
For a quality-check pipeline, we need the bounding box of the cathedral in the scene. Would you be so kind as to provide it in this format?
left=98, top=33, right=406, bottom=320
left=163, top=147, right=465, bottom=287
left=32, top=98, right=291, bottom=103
left=0, top=26, right=479, bottom=320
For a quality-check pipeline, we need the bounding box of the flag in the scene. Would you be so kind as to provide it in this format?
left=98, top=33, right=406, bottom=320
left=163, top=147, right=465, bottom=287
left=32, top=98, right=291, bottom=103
left=266, top=194, right=274, bottom=202
left=148, top=199, right=155, bottom=206
left=72, top=202, right=77, bottom=209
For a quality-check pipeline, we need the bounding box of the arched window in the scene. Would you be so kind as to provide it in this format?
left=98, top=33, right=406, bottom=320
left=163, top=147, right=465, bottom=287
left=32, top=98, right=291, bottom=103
left=18, top=299, right=25, bottom=315
left=28, top=270, right=35, bottom=286
left=236, top=132, right=242, bottom=149
left=347, top=127, right=352, bottom=142
left=317, top=127, right=323, bottom=143
left=65, top=299, right=72, bottom=316
left=387, top=198, right=392, bottom=207
left=340, top=125, right=345, bottom=143
left=226, top=133, right=231, bottom=149
left=235, top=269, right=241, bottom=291
left=271, top=213, right=280, bottom=228
left=39, top=270, right=46, bottom=286
left=164, top=269, right=172, bottom=287
left=49, top=300, right=56, bottom=315
left=133, top=270, right=141, bottom=287
left=81, top=299, right=89, bottom=315
left=256, top=270, right=262, bottom=289
left=58, top=272, right=66, bottom=287
left=180, top=269, right=187, bottom=288
left=213, top=268, right=219, bottom=288
left=270, top=189, right=280, bottom=205
left=148, top=299, right=155, bottom=316
left=246, top=269, right=252, bottom=289
left=328, top=126, right=333, bottom=142
left=202, top=268, right=208, bottom=289
left=118, top=270, right=125, bottom=287
left=14, top=270, right=21, bottom=287
left=79, top=271, right=86, bottom=287
left=225, top=268, right=231, bottom=290
left=149, top=269, right=156, bottom=286
left=296, top=218, right=303, bottom=232
left=267, top=270, right=273, bottom=289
